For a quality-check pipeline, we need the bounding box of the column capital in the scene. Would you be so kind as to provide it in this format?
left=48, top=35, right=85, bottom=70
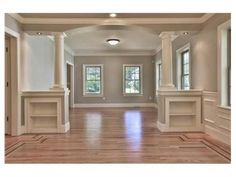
left=53, top=32, right=66, bottom=38
left=159, top=31, right=178, bottom=40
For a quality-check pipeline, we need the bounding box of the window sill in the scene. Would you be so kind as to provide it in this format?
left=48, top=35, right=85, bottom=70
left=217, top=105, right=231, bottom=111
left=123, top=94, right=143, bottom=97
left=83, top=94, right=103, bottom=97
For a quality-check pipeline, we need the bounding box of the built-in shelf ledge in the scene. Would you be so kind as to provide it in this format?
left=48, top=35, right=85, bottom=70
left=23, top=90, right=70, bottom=133
left=22, top=89, right=70, bottom=97
left=31, top=115, right=57, bottom=117
left=169, top=113, right=195, bottom=116
left=157, top=89, right=203, bottom=132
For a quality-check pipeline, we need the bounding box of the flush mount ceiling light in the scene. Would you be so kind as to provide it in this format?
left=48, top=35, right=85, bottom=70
left=109, top=13, right=117, bottom=18
left=106, top=39, right=120, bottom=46
left=183, top=32, right=189, bottom=35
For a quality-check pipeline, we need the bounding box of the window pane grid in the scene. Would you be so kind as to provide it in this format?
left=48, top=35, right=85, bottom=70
left=86, top=66, right=101, bottom=81
left=124, top=66, right=141, bottom=94
left=84, top=66, right=102, bottom=95
left=181, top=50, right=190, bottom=90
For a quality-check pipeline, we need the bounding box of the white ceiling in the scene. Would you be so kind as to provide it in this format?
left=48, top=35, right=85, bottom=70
left=65, top=25, right=161, bottom=56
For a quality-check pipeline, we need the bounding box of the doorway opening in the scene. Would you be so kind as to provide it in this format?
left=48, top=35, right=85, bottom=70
left=66, top=62, right=74, bottom=108
left=5, top=35, right=11, bottom=135
left=5, top=29, right=21, bottom=136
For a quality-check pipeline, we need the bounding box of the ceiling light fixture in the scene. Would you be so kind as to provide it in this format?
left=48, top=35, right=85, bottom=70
left=36, top=32, right=42, bottom=35
left=106, top=39, right=120, bottom=46
left=183, top=32, right=189, bottom=35
left=109, top=13, right=117, bottom=18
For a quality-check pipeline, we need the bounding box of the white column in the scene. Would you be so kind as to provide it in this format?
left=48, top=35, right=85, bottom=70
left=159, top=32, right=177, bottom=90
left=51, top=32, right=65, bottom=90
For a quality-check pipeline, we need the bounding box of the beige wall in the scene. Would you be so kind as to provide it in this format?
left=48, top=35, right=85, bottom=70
left=21, top=34, right=74, bottom=91
left=74, top=55, right=155, bottom=104
left=191, top=13, right=230, bottom=91
left=155, top=13, right=230, bottom=92
left=21, top=35, right=55, bottom=90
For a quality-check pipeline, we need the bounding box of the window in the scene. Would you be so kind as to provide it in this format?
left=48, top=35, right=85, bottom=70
left=156, top=61, right=162, bottom=91
left=227, top=29, right=231, bottom=106
left=176, top=43, right=191, bottom=90
left=123, top=64, right=143, bottom=95
left=83, top=64, right=103, bottom=96
left=218, top=20, right=231, bottom=107
left=181, top=50, right=190, bottom=90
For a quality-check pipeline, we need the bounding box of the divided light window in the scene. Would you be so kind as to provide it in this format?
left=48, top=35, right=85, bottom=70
left=123, top=65, right=142, bottom=95
left=83, top=65, right=103, bottom=96
left=181, top=50, right=190, bottom=90
left=227, top=29, right=231, bottom=106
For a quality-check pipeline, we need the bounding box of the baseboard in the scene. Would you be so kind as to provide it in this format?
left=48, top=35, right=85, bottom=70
left=60, top=122, right=70, bottom=133
left=21, top=125, right=26, bottom=134
left=157, top=121, right=168, bottom=132
left=74, top=103, right=157, bottom=108
left=205, top=124, right=230, bottom=145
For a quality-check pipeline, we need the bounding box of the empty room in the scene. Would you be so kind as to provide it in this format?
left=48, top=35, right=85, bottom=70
left=4, top=13, right=231, bottom=163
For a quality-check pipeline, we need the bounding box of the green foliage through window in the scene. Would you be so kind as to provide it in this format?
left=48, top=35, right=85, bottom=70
left=85, top=66, right=101, bottom=94
left=124, top=66, right=141, bottom=94
left=181, top=50, right=190, bottom=90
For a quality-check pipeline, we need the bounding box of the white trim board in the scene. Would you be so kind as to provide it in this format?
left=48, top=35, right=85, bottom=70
left=74, top=103, right=157, bottom=108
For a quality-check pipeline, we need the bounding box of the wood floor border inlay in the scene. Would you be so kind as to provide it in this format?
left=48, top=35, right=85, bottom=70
left=5, top=135, right=47, bottom=157
left=5, top=108, right=231, bottom=163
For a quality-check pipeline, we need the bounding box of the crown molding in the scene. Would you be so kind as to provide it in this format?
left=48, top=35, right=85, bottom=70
left=64, top=44, right=75, bottom=56
left=8, top=13, right=24, bottom=23
left=199, top=13, right=215, bottom=23
left=154, top=46, right=162, bottom=54
left=8, top=13, right=215, bottom=25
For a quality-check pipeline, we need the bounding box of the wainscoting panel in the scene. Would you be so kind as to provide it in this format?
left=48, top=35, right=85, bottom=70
left=203, top=91, right=231, bottom=145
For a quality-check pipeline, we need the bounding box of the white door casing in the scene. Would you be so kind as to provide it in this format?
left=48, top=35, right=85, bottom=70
left=5, top=36, right=11, bottom=134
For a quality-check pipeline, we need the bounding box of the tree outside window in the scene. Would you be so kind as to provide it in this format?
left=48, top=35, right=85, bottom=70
left=83, top=65, right=103, bottom=96
left=124, top=65, right=142, bottom=95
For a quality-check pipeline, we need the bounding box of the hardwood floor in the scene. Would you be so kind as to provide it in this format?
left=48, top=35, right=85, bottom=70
left=5, top=107, right=230, bottom=163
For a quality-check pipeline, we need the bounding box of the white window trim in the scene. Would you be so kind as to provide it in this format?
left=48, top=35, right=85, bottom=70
left=123, top=64, right=143, bottom=96
left=217, top=20, right=231, bottom=107
left=176, top=43, right=191, bottom=90
left=155, top=60, right=161, bottom=94
left=83, top=64, right=104, bottom=97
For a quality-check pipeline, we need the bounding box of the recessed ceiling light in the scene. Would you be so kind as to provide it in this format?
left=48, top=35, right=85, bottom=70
left=183, top=32, right=189, bottom=35
left=109, top=13, right=117, bottom=18
left=106, top=39, right=120, bottom=46
left=36, top=32, right=42, bottom=35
